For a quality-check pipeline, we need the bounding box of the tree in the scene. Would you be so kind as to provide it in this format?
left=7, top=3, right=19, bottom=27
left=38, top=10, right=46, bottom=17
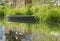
left=25, top=0, right=32, bottom=7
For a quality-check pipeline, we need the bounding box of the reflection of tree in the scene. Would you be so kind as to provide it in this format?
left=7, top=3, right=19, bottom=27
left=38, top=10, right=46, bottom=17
left=8, top=30, right=16, bottom=41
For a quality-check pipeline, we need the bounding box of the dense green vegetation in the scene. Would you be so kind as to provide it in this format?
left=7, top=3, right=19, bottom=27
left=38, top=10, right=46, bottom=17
left=0, top=5, right=60, bottom=33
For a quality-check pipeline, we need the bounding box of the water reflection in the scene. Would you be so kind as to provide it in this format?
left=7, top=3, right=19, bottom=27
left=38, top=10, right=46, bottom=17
left=0, top=25, right=6, bottom=41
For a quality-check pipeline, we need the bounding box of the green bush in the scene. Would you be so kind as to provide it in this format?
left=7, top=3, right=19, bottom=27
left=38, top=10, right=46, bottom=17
left=46, top=10, right=60, bottom=26
left=5, top=6, right=33, bottom=16
left=32, top=6, right=60, bottom=31
left=0, top=6, right=5, bottom=20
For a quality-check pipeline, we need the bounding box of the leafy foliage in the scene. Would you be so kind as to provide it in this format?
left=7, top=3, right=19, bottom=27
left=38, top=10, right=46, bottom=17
left=0, top=5, right=60, bottom=32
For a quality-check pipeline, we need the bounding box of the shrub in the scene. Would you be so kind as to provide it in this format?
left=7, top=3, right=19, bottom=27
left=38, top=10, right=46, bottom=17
left=5, top=7, right=33, bottom=16
left=0, top=6, right=5, bottom=20
left=31, top=6, right=60, bottom=31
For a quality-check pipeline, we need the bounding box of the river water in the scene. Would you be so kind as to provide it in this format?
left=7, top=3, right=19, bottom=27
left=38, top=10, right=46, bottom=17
left=0, top=26, right=6, bottom=41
